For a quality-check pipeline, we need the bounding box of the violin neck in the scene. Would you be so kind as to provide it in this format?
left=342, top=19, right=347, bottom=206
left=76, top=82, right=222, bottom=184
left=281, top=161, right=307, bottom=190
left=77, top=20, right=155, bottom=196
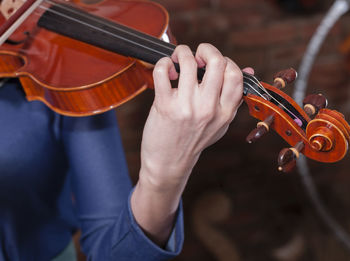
left=38, top=3, right=175, bottom=65
left=38, top=3, right=256, bottom=93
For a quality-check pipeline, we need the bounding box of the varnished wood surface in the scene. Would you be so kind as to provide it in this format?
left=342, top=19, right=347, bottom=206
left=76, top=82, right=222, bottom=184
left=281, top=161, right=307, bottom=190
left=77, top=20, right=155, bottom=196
left=245, top=82, right=349, bottom=163
left=0, top=0, right=169, bottom=116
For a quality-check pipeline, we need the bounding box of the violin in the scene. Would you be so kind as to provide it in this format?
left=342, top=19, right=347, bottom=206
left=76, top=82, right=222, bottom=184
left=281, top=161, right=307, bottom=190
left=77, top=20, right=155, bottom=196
left=0, top=0, right=349, bottom=172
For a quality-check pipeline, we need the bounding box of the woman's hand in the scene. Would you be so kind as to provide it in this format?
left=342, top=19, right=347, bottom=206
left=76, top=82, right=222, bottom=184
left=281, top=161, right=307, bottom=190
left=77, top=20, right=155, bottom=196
left=131, top=43, right=247, bottom=246
left=140, top=43, right=244, bottom=189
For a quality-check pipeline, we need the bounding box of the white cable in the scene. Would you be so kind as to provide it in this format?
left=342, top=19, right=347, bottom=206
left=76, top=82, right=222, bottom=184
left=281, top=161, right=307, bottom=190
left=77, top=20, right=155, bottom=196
left=293, top=0, right=350, bottom=251
left=293, top=0, right=350, bottom=105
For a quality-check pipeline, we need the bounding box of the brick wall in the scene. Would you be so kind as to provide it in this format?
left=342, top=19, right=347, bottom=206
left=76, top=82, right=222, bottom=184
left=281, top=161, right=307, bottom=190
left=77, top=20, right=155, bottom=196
left=116, top=1, right=350, bottom=260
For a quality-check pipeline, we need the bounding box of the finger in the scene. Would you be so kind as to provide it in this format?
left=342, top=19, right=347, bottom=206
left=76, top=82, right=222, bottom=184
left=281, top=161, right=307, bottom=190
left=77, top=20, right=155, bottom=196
left=195, top=43, right=227, bottom=100
left=171, top=45, right=198, bottom=100
left=242, top=67, right=254, bottom=75
left=153, top=57, right=176, bottom=101
left=220, top=57, right=243, bottom=110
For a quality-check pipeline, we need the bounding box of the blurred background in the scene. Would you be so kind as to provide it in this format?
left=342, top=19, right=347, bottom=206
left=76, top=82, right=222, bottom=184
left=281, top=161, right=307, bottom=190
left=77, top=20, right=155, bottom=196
left=115, top=0, right=350, bottom=260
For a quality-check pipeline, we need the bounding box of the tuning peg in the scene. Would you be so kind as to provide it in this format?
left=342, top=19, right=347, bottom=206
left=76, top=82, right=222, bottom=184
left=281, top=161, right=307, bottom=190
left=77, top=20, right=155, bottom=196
left=273, top=68, right=297, bottom=89
left=246, top=115, right=274, bottom=143
left=278, top=141, right=304, bottom=172
left=303, top=94, right=328, bottom=118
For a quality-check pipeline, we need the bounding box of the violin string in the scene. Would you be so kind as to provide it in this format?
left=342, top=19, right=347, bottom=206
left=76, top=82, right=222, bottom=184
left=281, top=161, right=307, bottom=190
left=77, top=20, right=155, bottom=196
left=33, top=4, right=265, bottom=86
left=42, top=0, right=177, bottom=54
left=27, top=2, right=176, bottom=61
left=242, top=75, right=268, bottom=100
left=33, top=6, right=175, bottom=60
left=30, top=0, right=302, bottom=123
left=243, top=73, right=302, bottom=123
left=243, top=72, right=267, bottom=92
left=245, top=78, right=267, bottom=100
left=49, top=0, right=177, bottom=50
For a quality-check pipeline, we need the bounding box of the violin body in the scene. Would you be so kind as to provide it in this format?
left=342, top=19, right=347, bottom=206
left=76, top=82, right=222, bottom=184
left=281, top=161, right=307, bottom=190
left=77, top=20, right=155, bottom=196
left=0, top=0, right=172, bottom=116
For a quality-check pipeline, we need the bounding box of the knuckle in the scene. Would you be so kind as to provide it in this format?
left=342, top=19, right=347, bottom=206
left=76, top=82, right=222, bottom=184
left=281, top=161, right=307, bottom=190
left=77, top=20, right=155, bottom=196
left=177, top=106, right=193, bottom=121
left=198, top=106, right=216, bottom=123
left=153, top=66, right=166, bottom=78
left=157, top=103, right=176, bottom=118
left=157, top=56, right=172, bottom=66
left=175, top=44, right=192, bottom=54
left=198, top=42, right=210, bottom=50
left=226, top=67, right=243, bottom=84
left=225, top=59, right=242, bottom=77
left=153, top=58, right=171, bottom=77
left=181, top=44, right=191, bottom=50
left=227, top=68, right=243, bottom=81
left=182, top=58, right=197, bottom=70
left=210, top=55, right=226, bottom=69
left=175, top=45, right=197, bottom=69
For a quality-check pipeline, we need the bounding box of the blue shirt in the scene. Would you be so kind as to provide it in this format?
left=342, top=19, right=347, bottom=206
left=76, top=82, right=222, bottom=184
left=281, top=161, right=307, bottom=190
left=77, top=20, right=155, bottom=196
left=0, top=80, right=183, bottom=260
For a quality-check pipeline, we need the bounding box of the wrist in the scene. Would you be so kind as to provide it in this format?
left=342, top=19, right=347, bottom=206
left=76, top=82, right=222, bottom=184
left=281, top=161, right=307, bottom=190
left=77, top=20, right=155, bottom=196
left=138, top=164, right=188, bottom=197
left=139, top=151, right=200, bottom=191
left=131, top=177, right=182, bottom=246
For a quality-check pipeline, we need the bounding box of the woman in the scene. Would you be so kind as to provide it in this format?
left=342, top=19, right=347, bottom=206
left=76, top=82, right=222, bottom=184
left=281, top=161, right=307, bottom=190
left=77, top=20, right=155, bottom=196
left=0, top=42, right=247, bottom=260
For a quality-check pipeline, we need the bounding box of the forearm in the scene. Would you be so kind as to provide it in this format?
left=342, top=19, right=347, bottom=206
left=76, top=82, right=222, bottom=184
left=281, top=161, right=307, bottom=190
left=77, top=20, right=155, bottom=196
left=130, top=165, right=187, bottom=247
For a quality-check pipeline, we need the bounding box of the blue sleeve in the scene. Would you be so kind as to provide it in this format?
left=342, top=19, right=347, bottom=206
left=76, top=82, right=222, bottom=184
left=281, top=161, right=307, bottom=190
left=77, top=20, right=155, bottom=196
left=60, top=110, right=184, bottom=260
